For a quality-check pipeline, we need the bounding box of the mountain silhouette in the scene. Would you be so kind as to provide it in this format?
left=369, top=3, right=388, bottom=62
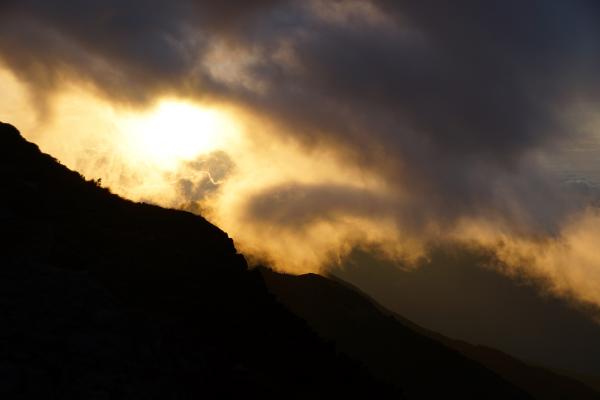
left=333, top=248, right=600, bottom=377
left=0, top=121, right=397, bottom=399
left=0, top=121, right=589, bottom=399
left=260, top=268, right=600, bottom=399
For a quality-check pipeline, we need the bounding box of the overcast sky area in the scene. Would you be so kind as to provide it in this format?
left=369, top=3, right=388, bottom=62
left=2, top=0, right=600, bottom=314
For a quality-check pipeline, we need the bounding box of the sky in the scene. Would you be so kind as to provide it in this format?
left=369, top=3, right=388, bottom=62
left=2, top=0, right=600, bottom=316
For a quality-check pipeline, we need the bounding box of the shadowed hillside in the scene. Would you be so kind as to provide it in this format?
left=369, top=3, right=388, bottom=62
left=0, top=122, right=399, bottom=399
left=0, top=121, right=558, bottom=399
left=260, top=268, right=600, bottom=399
left=333, top=248, right=600, bottom=376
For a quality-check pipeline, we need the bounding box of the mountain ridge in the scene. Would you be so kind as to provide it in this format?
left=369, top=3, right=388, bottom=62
left=0, top=120, right=582, bottom=398
left=0, top=121, right=400, bottom=399
left=260, top=267, right=600, bottom=399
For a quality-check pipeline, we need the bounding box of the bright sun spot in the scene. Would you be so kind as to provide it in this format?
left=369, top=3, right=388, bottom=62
left=119, top=100, right=238, bottom=169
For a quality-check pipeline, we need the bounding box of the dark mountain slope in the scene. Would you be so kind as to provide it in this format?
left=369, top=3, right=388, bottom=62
left=334, top=248, right=600, bottom=375
left=0, top=122, right=399, bottom=399
left=260, top=268, right=600, bottom=399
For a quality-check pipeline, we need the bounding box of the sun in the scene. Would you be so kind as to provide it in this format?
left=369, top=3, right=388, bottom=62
left=119, top=100, right=238, bottom=169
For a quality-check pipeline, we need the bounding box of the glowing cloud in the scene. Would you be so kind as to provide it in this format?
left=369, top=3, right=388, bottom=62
left=118, top=100, right=238, bottom=170
left=3, top=0, right=600, bottom=319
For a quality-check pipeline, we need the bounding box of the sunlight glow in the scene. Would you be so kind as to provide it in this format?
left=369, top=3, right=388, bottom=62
left=119, top=100, right=238, bottom=169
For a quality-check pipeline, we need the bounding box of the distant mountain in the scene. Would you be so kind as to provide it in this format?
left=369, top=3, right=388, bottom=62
left=260, top=268, right=600, bottom=399
left=333, top=248, right=600, bottom=376
left=0, top=122, right=398, bottom=399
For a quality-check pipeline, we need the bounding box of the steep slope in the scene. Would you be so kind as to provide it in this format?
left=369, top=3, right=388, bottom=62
left=260, top=268, right=600, bottom=399
left=0, top=122, right=399, bottom=399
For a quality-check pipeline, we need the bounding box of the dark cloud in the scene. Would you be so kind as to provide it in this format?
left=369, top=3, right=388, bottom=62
left=0, top=0, right=280, bottom=107
left=230, top=0, right=600, bottom=230
left=2, top=0, right=600, bottom=235
left=176, top=151, right=234, bottom=203
left=245, top=182, right=395, bottom=226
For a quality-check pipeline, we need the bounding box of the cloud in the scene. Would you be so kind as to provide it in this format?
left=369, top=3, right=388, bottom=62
left=3, top=1, right=600, bottom=311
left=245, top=182, right=394, bottom=226
left=0, top=0, right=277, bottom=111
left=176, top=150, right=235, bottom=203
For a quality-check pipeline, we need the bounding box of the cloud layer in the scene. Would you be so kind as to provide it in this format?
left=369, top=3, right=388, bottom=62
left=3, top=0, right=600, bottom=311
